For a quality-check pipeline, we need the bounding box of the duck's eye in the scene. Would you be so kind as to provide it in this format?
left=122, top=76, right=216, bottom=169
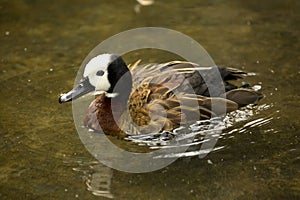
left=96, top=70, right=105, bottom=76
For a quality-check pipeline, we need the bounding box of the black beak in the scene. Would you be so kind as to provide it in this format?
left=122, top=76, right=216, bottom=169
left=59, top=77, right=95, bottom=103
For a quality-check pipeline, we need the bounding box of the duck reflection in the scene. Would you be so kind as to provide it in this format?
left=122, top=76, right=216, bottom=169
left=86, top=162, right=114, bottom=198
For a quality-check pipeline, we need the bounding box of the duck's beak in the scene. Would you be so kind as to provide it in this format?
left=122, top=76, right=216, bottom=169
left=59, top=77, right=95, bottom=103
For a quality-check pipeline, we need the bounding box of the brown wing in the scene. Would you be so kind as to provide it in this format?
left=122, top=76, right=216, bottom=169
left=122, top=61, right=263, bottom=135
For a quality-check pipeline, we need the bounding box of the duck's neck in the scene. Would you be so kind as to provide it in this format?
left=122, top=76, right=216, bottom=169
left=108, top=93, right=128, bottom=119
left=87, top=93, right=129, bottom=137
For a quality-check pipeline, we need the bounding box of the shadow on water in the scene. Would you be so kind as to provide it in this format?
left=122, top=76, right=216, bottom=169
left=0, top=0, right=299, bottom=199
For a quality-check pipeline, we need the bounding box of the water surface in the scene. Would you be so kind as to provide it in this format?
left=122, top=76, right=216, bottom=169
left=0, top=0, right=299, bottom=199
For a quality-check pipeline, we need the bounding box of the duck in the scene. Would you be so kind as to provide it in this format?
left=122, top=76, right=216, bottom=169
left=59, top=53, right=263, bottom=138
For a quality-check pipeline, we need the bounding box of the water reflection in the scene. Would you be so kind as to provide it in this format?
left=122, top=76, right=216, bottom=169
left=61, top=102, right=273, bottom=198
left=65, top=159, right=114, bottom=199
left=134, top=0, right=155, bottom=13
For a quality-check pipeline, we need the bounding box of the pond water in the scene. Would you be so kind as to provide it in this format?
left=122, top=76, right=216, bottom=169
left=1, top=0, right=299, bottom=199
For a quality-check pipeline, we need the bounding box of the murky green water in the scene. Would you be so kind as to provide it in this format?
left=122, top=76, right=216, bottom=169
left=1, top=0, right=299, bottom=199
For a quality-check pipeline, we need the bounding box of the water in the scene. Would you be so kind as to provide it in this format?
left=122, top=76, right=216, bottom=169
left=1, top=0, right=299, bottom=199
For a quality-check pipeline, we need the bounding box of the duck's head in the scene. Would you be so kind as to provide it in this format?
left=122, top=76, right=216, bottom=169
left=59, top=54, right=132, bottom=103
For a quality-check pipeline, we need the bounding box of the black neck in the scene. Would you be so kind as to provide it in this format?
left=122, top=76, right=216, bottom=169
left=106, top=55, right=133, bottom=107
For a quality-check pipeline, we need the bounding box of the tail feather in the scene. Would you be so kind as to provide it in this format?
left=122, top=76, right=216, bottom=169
left=223, top=88, right=264, bottom=107
left=218, top=67, right=246, bottom=81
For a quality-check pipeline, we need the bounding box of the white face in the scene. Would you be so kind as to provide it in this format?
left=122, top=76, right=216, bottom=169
left=83, top=54, right=113, bottom=92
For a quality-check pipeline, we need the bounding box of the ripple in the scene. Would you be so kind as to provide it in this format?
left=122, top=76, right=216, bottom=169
left=126, top=103, right=273, bottom=158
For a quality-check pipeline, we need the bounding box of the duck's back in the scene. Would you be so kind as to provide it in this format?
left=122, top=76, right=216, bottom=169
left=130, top=61, right=248, bottom=96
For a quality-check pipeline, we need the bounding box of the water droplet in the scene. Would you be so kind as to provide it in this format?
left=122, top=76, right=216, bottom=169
left=252, top=85, right=261, bottom=91
left=207, top=159, right=213, bottom=164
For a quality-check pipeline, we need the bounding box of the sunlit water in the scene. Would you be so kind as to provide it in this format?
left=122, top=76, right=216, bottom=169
left=1, top=0, right=299, bottom=199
